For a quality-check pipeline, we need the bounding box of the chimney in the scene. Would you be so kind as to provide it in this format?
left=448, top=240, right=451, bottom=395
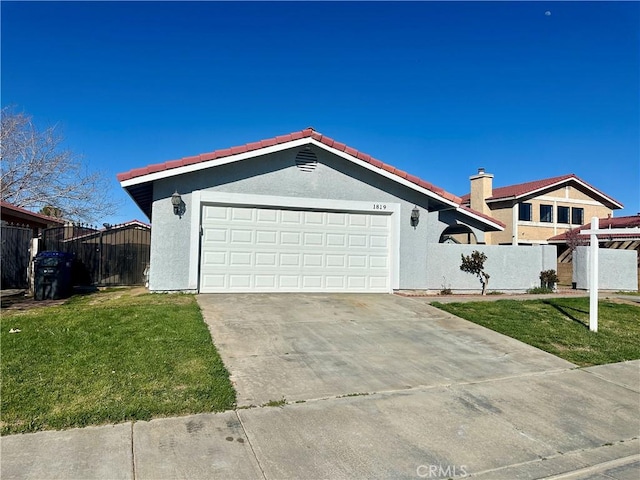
left=469, top=167, right=493, bottom=215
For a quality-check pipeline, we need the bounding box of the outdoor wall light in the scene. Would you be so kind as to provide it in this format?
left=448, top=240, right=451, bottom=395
left=171, top=190, right=183, bottom=217
left=411, top=206, right=420, bottom=228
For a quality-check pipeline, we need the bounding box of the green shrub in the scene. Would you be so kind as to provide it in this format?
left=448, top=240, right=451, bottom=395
left=527, top=286, right=554, bottom=294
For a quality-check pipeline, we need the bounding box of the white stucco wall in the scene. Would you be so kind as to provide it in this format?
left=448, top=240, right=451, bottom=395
left=426, top=244, right=557, bottom=292
left=147, top=146, right=493, bottom=292
left=573, top=246, right=638, bottom=291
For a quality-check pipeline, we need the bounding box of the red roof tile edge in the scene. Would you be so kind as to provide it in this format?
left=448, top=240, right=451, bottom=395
left=461, top=173, right=622, bottom=208
left=1, top=201, right=65, bottom=224
left=548, top=215, right=640, bottom=241
left=117, top=128, right=507, bottom=226
left=459, top=205, right=506, bottom=228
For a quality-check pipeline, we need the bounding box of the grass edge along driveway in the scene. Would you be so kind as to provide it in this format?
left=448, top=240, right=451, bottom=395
left=432, top=297, right=640, bottom=367
left=1, top=289, right=236, bottom=435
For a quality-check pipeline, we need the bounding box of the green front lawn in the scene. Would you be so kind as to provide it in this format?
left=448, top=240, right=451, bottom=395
left=432, top=297, right=640, bottom=367
left=1, top=289, right=236, bottom=435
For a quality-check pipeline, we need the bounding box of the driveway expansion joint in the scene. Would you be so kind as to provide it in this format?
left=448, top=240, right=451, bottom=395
left=235, top=410, right=267, bottom=480
left=130, top=422, right=136, bottom=480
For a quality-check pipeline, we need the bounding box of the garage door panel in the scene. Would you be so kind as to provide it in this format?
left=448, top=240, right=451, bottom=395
left=369, top=276, right=389, bottom=288
left=281, top=210, right=301, bottom=223
left=200, top=205, right=391, bottom=293
left=303, top=232, right=324, bottom=246
left=204, top=228, right=227, bottom=243
left=304, top=212, right=324, bottom=224
left=347, top=277, right=367, bottom=288
left=303, top=254, right=323, bottom=267
left=348, top=255, right=367, bottom=268
left=229, top=252, right=252, bottom=266
left=349, top=235, right=367, bottom=247
left=256, top=209, right=278, bottom=222
left=255, top=253, right=277, bottom=266
left=326, top=234, right=346, bottom=247
left=281, top=232, right=301, bottom=245
left=371, top=215, right=389, bottom=228
left=326, top=276, right=345, bottom=288
left=327, top=213, right=347, bottom=226
left=229, top=275, right=251, bottom=288
left=280, top=253, right=300, bottom=266
left=279, top=276, right=300, bottom=288
left=255, top=275, right=276, bottom=288
left=256, top=230, right=277, bottom=244
left=203, top=251, right=227, bottom=265
left=232, top=209, right=253, bottom=221
left=302, top=276, right=323, bottom=288
left=326, top=255, right=346, bottom=267
left=204, top=206, right=229, bottom=220
left=349, top=214, right=367, bottom=226
left=202, top=274, right=226, bottom=289
left=370, top=235, right=388, bottom=248
left=370, top=256, right=388, bottom=268
left=230, top=230, right=253, bottom=243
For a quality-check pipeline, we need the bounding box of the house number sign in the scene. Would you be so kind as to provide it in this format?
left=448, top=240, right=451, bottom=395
left=373, top=204, right=387, bottom=210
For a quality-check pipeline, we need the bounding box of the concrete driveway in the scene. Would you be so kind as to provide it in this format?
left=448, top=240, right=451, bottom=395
left=197, top=293, right=574, bottom=406
left=2, top=293, right=638, bottom=479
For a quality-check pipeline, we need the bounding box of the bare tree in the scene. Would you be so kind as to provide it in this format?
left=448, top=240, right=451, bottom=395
left=1, top=106, right=117, bottom=222
left=565, top=226, right=588, bottom=252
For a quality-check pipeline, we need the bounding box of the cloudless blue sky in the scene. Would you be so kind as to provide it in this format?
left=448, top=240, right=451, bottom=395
left=2, top=1, right=638, bottom=224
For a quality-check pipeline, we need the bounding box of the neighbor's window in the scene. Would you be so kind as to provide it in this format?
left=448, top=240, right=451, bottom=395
left=518, top=203, right=532, bottom=221
left=540, top=204, right=553, bottom=223
left=572, top=207, right=584, bottom=225
left=557, top=206, right=570, bottom=224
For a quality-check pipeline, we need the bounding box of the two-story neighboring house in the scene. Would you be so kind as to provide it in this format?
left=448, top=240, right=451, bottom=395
left=460, top=170, right=623, bottom=245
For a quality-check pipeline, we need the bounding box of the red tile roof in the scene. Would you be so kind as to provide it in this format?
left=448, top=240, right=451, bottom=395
left=117, top=128, right=510, bottom=229
left=548, top=215, right=640, bottom=241
left=460, top=173, right=622, bottom=209
left=117, top=127, right=468, bottom=204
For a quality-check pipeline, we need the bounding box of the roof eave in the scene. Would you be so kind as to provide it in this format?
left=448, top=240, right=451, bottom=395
left=119, top=134, right=503, bottom=231
left=487, top=177, right=623, bottom=209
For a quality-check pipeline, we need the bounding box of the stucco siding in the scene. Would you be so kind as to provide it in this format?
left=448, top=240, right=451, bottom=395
left=426, top=244, right=557, bottom=292
left=148, top=147, right=491, bottom=291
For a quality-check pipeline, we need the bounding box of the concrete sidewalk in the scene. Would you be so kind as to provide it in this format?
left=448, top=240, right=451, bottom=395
left=2, top=293, right=638, bottom=479
left=2, top=360, right=638, bottom=480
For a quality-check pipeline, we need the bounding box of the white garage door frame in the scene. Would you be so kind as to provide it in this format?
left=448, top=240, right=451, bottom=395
left=187, top=190, right=401, bottom=292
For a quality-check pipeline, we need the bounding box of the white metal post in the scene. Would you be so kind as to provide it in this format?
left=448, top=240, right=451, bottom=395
left=589, top=217, right=599, bottom=332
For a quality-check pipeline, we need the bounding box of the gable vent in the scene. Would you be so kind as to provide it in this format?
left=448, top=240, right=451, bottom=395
left=295, top=149, right=318, bottom=172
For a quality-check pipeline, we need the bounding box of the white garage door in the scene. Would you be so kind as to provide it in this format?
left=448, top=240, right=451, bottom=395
left=200, top=204, right=391, bottom=292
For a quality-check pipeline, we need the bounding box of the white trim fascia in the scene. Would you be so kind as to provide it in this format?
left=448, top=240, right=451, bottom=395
left=534, top=195, right=605, bottom=207
left=453, top=207, right=504, bottom=231
left=188, top=190, right=202, bottom=290
left=512, top=203, right=518, bottom=245
left=120, top=138, right=313, bottom=188
left=192, top=190, right=401, bottom=292
left=121, top=136, right=503, bottom=230
left=485, top=178, right=623, bottom=209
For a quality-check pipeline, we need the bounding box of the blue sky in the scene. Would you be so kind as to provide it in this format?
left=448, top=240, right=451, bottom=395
left=2, top=1, right=638, bottom=224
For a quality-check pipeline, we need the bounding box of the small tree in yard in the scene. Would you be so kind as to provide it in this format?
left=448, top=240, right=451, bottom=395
left=460, top=250, right=490, bottom=295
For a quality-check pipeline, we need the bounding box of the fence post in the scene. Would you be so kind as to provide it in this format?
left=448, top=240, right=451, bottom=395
left=28, top=237, right=40, bottom=296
